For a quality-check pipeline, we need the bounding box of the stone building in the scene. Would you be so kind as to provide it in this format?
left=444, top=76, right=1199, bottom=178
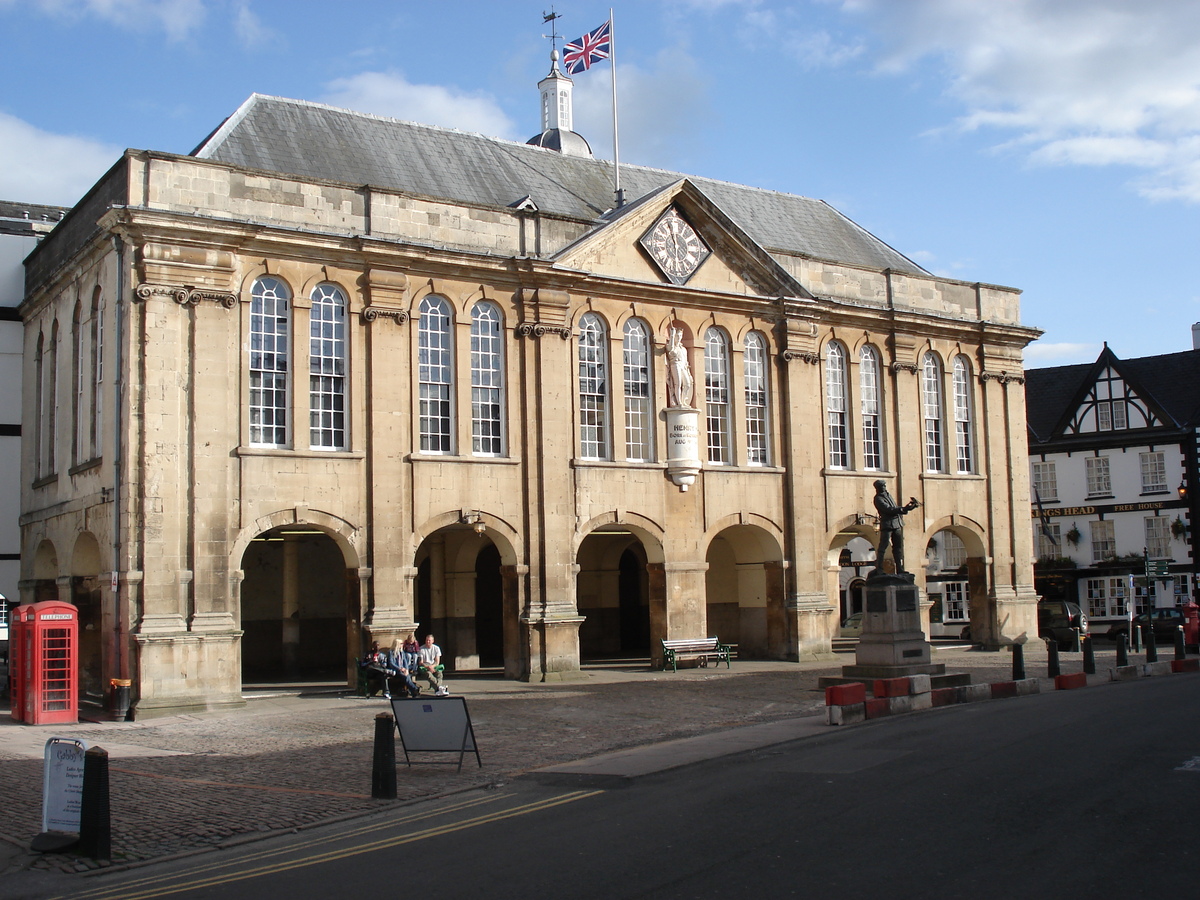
left=18, top=66, right=1041, bottom=716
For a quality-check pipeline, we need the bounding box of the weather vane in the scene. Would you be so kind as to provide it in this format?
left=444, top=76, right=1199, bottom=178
left=542, top=7, right=562, bottom=54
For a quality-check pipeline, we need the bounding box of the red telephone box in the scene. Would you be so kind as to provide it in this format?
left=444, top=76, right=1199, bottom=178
left=10, top=601, right=78, bottom=725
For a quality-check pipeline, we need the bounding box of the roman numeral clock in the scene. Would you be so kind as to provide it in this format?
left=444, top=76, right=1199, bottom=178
left=639, top=206, right=711, bottom=285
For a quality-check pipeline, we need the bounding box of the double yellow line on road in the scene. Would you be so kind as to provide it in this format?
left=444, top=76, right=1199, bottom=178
left=57, top=789, right=604, bottom=900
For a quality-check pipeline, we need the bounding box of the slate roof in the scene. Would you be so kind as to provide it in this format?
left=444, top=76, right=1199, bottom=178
left=193, top=94, right=928, bottom=276
left=1026, top=348, right=1200, bottom=442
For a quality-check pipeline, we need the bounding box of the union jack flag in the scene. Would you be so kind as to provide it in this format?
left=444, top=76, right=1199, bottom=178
left=563, top=19, right=611, bottom=74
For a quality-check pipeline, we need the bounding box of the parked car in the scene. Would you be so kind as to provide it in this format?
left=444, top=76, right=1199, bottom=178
left=1038, top=598, right=1088, bottom=650
left=839, top=612, right=863, bottom=638
left=1106, top=608, right=1185, bottom=642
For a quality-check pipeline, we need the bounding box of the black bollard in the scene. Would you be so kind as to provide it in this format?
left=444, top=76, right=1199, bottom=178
left=77, top=746, right=111, bottom=860
left=371, top=712, right=397, bottom=800
left=1131, top=621, right=1141, bottom=652
left=1144, top=624, right=1158, bottom=663
left=1011, top=642, right=1026, bottom=681
left=1175, top=626, right=1186, bottom=661
left=1082, top=635, right=1096, bottom=675
left=1047, top=640, right=1060, bottom=678
left=1069, top=628, right=1081, bottom=653
left=1116, top=633, right=1128, bottom=667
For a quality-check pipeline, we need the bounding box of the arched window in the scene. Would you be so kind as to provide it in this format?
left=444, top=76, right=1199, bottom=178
left=622, top=318, right=652, bottom=461
left=704, top=328, right=730, bottom=464
left=578, top=313, right=609, bottom=460
left=90, top=287, right=102, bottom=458
left=471, top=301, right=505, bottom=456
left=418, top=296, right=454, bottom=453
left=953, top=356, right=974, bottom=474
left=309, top=283, right=347, bottom=451
left=825, top=342, right=848, bottom=469
left=860, top=345, right=882, bottom=470
left=46, top=320, right=58, bottom=473
left=249, top=276, right=291, bottom=447
left=34, top=331, right=44, bottom=477
left=922, top=352, right=945, bottom=473
left=744, top=332, right=768, bottom=465
left=72, top=300, right=84, bottom=465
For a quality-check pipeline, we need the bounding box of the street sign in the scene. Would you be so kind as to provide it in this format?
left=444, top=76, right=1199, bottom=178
left=1146, top=560, right=1170, bottom=579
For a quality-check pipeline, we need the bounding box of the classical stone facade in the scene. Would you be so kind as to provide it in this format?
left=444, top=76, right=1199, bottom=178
left=18, top=93, right=1041, bottom=716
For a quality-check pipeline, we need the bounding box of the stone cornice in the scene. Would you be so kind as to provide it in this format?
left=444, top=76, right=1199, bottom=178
left=134, top=282, right=236, bottom=308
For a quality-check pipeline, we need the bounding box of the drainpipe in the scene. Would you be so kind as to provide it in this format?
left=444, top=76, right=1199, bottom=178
left=110, top=233, right=125, bottom=680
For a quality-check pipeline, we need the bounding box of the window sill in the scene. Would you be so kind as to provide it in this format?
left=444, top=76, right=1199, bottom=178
left=704, top=464, right=786, bottom=474
left=1139, top=490, right=1171, bottom=497
left=823, top=468, right=895, bottom=479
left=572, top=459, right=667, bottom=470
left=69, top=458, right=102, bottom=476
left=410, top=454, right=521, bottom=465
left=238, top=447, right=366, bottom=460
left=1085, top=494, right=1114, bottom=501
left=920, top=472, right=987, bottom=481
left=32, top=473, right=58, bottom=489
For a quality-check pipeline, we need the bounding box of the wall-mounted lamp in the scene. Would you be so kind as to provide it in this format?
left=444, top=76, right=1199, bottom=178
left=460, top=511, right=487, bottom=535
left=1179, top=480, right=1188, bottom=501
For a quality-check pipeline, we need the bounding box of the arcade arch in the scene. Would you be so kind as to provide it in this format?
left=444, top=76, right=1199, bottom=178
left=71, top=532, right=104, bottom=703
left=705, top=523, right=786, bottom=659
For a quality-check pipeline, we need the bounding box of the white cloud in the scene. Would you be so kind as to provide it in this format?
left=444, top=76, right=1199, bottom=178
left=833, top=0, right=1200, bottom=202
left=0, top=112, right=120, bottom=206
left=1023, top=341, right=1101, bottom=366
left=16, top=0, right=208, bottom=41
left=320, top=72, right=517, bottom=140
left=233, top=0, right=271, bottom=48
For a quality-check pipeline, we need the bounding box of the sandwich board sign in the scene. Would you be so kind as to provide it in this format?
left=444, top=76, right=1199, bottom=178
left=42, top=737, right=88, bottom=835
left=390, top=696, right=481, bottom=771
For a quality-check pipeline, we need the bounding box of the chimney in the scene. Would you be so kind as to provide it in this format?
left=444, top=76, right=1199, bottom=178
left=1193, top=322, right=1200, bottom=350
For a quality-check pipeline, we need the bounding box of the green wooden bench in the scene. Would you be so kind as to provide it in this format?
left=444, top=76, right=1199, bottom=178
left=661, top=637, right=733, bottom=673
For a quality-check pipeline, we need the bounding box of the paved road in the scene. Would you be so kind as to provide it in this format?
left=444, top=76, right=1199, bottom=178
left=20, top=670, right=1199, bottom=900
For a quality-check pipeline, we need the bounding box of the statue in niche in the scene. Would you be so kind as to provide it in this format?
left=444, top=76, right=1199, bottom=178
left=665, top=326, right=694, bottom=409
left=872, top=479, right=921, bottom=575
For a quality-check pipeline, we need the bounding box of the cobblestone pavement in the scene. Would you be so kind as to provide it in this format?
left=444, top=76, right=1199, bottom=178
left=0, top=643, right=1120, bottom=879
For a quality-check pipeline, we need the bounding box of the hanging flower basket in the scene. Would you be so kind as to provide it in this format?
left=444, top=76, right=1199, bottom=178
left=1065, top=524, right=1082, bottom=547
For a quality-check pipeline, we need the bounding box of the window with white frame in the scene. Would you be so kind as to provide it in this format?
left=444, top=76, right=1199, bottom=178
left=860, top=346, right=882, bottom=470
left=471, top=302, right=505, bottom=456
left=249, top=276, right=291, bottom=447
left=418, top=296, right=453, bottom=453
left=1085, top=579, right=1109, bottom=618
left=942, top=530, right=968, bottom=569
left=825, top=342, right=848, bottom=468
left=1085, top=456, right=1111, bottom=497
left=1032, top=461, right=1058, bottom=502
left=744, top=332, right=769, bottom=465
left=1090, top=519, right=1115, bottom=561
left=1035, top=521, right=1061, bottom=560
left=1109, top=576, right=1128, bottom=616
left=1098, top=399, right=1128, bottom=431
left=922, top=352, right=945, bottom=473
left=1145, top=516, right=1171, bottom=559
left=952, top=356, right=973, bottom=474
left=1140, top=451, right=1167, bottom=493
left=578, top=313, right=609, bottom=460
left=309, top=283, right=347, bottom=451
left=622, top=319, right=652, bottom=461
left=1085, top=577, right=1130, bottom=618
left=704, top=328, right=730, bottom=464
left=943, top=582, right=969, bottom=621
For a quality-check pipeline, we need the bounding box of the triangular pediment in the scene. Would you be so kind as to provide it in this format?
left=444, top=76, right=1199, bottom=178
left=551, top=179, right=812, bottom=299
left=1057, top=347, right=1171, bottom=437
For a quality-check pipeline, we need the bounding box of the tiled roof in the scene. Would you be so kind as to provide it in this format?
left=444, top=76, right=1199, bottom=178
left=1026, top=347, right=1200, bottom=441
left=194, top=94, right=928, bottom=276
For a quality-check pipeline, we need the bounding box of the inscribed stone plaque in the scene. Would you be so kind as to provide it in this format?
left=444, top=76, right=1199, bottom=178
left=866, top=587, right=889, bottom=613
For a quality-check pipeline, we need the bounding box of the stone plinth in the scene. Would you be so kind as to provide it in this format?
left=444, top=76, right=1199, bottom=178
left=842, top=574, right=944, bottom=678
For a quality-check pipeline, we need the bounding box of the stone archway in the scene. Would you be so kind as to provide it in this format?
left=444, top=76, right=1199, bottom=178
left=70, top=532, right=104, bottom=704
left=238, top=527, right=354, bottom=682
left=921, top=521, right=989, bottom=643
left=705, top=524, right=786, bottom=659
left=577, top=529, right=653, bottom=660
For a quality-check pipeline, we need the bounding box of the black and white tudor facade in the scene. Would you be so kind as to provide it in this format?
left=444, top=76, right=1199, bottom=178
left=1026, top=343, right=1200, bottom=630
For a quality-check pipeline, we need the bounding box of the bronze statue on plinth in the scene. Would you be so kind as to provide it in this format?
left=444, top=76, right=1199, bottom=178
left=872, top=479, right=920, bottom=578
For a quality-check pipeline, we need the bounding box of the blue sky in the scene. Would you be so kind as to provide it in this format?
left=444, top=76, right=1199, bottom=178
left=3, top=0, right=1198, bottom=366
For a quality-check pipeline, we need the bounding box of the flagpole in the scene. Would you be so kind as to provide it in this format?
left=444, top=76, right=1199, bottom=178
left=609, top=8, right=624, bottom=208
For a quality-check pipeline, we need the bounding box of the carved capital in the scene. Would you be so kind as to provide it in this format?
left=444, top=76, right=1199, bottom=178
left=186, top=288, right=237, bottom=309
left=361, top=306, right=410, bottom=325
left=980, top=370, right=1025, bottom=385
left=133, top=283, right=235, bottom=308
left=517, top=322, right=572, bottom=340
left=890, top=362, right=919, bottom=374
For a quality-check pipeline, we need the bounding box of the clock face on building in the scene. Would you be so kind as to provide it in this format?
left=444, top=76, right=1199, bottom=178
left=639, top=207, right=711, bottom=285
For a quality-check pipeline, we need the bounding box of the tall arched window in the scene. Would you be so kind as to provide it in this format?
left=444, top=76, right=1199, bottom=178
left=704, top=328, right=730, bottom=464
left=860, top=345, right=882, bottom=470
left=418, top=296, right=454, bottom=453
left=72, top=300, right=84, bottom=465
left=34, top=331, right=44, bottom=477
left=249, top=276, right=291, bottom=447
left=90, top=287, right=102, bottom=458
left=309, top=283, right=347, bottom=451
left=953, top=356, right=974, bottom=474
left=622, top=318, right=652, bottom=461
left=922, top=352, right=945, bottom=473
left=46, top=320, right=58, bottom=473
left=744, top=332, right=769, bottom=465
left=471, top=301, right=505, bottom=456
left=578, top=313, right=609, bottom=460
left=825, top=341, right=848, bottom=469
